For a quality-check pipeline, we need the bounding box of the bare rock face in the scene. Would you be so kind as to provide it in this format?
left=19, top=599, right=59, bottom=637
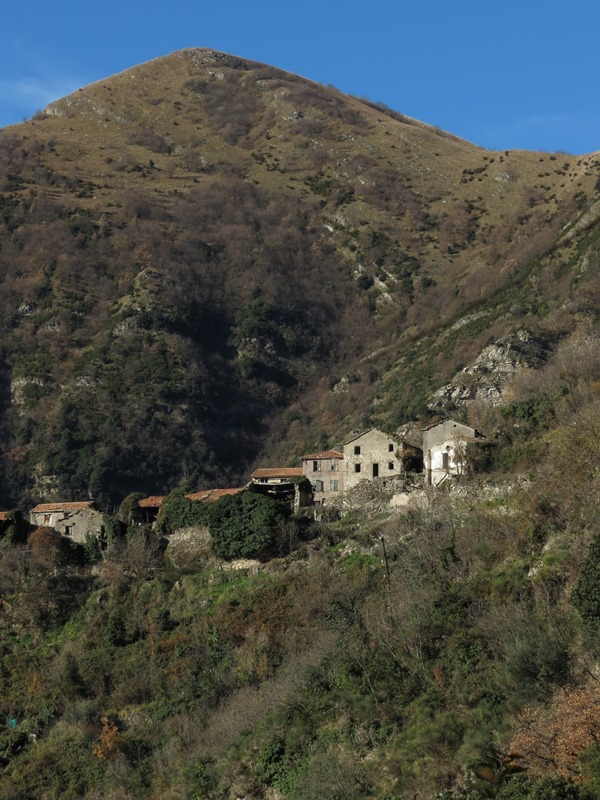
left=165, top=526, right=211, bottom=568
left=428, top=331, right=552, bottom=411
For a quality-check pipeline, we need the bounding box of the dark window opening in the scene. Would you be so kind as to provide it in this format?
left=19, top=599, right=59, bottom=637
left=388, top=443, right=394, bottom=452
left=354, top=463, right=361, bottom=473
left=372, top=463, right=379, bottom=478
left=442, top=452, right=450, bottom=470
left=354, top=445, right=361, bottom=455
left=388, top=462, right=394, bottom=470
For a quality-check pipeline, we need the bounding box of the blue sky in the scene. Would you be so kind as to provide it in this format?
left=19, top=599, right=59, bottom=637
left=1, top=0, right=599, bottom=154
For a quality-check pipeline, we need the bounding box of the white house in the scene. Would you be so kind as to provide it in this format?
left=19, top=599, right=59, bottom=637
left=422, top=420, right=479, bottom=486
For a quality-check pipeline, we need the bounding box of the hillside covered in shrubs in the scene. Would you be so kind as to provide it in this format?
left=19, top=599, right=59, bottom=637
left=5, top=47, right=600, bottom=799
left=4, top=330, right=600, bottom=798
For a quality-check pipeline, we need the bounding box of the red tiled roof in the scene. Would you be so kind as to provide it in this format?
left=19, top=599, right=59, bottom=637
left=187, top=488, right=244, bottom=503
left=138, top=496, right=165, bottom=508
left=251, top=468, right=304, bottom=480
left=0, top=511, right=8, bottom=522
left=301, top=450, right=343, bottom=460
left=31, top=501, right=95, bottom=513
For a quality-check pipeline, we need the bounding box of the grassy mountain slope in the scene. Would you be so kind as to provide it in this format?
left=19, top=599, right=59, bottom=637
left=1, top=48, right=600, bottom=506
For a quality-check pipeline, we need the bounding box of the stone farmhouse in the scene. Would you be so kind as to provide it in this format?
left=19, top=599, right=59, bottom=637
left=343, top=429, right=403, bottom=491
left=29, top=501, right=106, bottom=546
left=422, top=420, right=479, bottom=486
left=300, top=450, right=344, bottom=505
left=296, top=429, right=425, bottom=504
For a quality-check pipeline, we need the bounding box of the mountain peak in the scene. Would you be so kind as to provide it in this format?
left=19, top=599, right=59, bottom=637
left=1, top=51, right=599, bottom=506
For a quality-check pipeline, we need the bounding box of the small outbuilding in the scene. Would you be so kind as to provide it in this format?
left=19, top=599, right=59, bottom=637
left=137, top=495, right=165, bottom=525
left=29, top=500, right=106, bottom=545
left=422, top=419, right=480, bottom=486
left=250, top=467, right=312, bottom=508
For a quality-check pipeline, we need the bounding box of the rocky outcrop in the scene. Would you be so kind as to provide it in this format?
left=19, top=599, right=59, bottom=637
left=428, top=331, right=552, bottom=411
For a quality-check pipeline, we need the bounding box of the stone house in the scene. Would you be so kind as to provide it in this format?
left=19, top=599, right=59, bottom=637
left=301, top=450, right=344, bottom=505
left=29, top=501, right=106, bottom=545
left=250, top=467, right=312, bottom=508
left=343, top=429, right=401, bottom=491
left=422, top=419, right=478, bottom=486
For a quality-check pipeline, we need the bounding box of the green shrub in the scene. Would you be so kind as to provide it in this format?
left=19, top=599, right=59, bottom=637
left=496, top=774, right=594, bottom=799
left=209, top=491, right=289, bottom=560
left=503, top=627, right=571, bottom=703
left=1, top=508, right=28, bottom=543
left=255, top=735, right=289, bottom=787
left=156, top=487, right=209, bottom=533
left=82, top=533, right=101, bottom=564
left=118, top=492, right=145, bottom=525
left=436, top=774, right=594, bottom=799
left=103, top=514, right=124, bottom=550
left=572, top=531, right=600, bottom=639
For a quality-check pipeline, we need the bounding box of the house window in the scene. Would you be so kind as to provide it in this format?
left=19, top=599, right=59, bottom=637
left=388, top=462, right=394, bottom=470
left=314, top=480, right=324, bottom=493
left=64, top=525, right=73, bottom=537
left=330, top=460, right=338, bottom=471
left=330, top=480, right=339, bottom=492
left=354, top=445, right=361, bottom=455
left=372, top=463, right=379, bottom=478
left=44, top=514, right=51, bottom=524
left=313, top=460, right=321, bottom=472
left=354, top=463, right=361, bottom=473
left=388, top=443, right=394, bottom=452
left=442, top=452, right=450, bottom=470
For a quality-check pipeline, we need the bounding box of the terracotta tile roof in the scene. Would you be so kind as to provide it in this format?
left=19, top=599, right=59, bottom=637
left=138, top=496, right=165, bottom=508
left=31, top=501, right=95, bottom=513
left=251, top=467, right=304, bottom=480
left=186, top=488, right=244, bottom=503
left=301, top=450, right=344, bottom=460
left=0, top=511, right=8, bottom=522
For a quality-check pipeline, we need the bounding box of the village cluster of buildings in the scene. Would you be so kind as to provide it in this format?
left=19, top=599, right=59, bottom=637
left=11, top=419, right=480, bottom=546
